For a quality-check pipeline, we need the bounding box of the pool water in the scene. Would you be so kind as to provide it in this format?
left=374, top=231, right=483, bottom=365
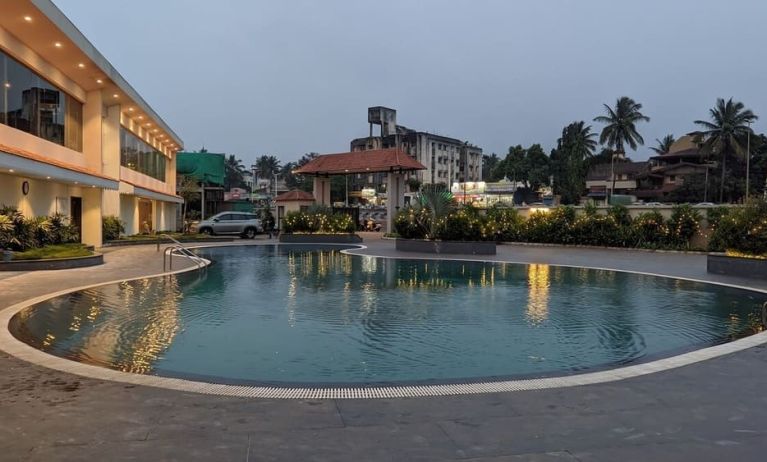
left=9, top=245, right=764, bottom=385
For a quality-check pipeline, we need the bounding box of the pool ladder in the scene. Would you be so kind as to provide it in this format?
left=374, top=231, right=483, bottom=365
left=158, top=234, right=208, bottom=272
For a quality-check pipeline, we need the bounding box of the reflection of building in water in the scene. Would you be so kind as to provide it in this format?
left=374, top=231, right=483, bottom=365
left=526, top=264, right=550, bottom=325
left=77, top=277, right=183, bottom=374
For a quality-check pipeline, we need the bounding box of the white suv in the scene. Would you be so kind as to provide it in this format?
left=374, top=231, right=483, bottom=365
left=197, top=212, right=262, bottom=239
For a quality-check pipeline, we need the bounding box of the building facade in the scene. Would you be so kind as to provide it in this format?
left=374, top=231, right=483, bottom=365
left=0, top=1, right=183, bottom=245
left=350, top=107, right=482, bottom=188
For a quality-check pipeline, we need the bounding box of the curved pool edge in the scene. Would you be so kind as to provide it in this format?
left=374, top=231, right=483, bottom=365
left=1, top=242, right=766, bottom=400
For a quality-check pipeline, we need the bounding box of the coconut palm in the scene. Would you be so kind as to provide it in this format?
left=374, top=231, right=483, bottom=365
left=694, top=98, right=758, bottom=203
left=594, top=97, right=651, bottom=153
left=550, top=121, right=597, bottom=204
left=254, top=155, right=281, bottom=180
left=650, top=134, right=675, bottom=155
left=224, top=154, right=246, bottom=190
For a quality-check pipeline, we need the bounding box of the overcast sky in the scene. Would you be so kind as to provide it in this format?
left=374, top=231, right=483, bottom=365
left=54, top=0, right=766, bottom=165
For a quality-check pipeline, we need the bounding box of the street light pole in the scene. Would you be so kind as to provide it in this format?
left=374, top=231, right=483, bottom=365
left=746, top=121, right=752, bottom=201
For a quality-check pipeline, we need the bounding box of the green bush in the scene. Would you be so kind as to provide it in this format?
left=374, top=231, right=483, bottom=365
left=630, top=211, right=669, bottom=248
left=667, top=205, right=702, bottom=249
left=1, top=206, right=79, bottom=250
left=282, top=210, right=355, bottom=234
left=437, top=207, right=486, bottom=241
left=524, top=206, right=575, bottom=244
left=487, top=206, right=524, bottom=241
left=709, top=200, right=767, bottom=256
left=571, top=213, right=622, bottom=247
left=394, top=207, right=429, bottom=239
left=102, top=215, right=125, bottom=241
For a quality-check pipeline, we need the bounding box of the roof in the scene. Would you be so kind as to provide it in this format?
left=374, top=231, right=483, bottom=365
left=275, top=190, right=315, bottom=202
left=586, top=161, right=648, bottom=181
left=293, top=149, right=426, bottom=175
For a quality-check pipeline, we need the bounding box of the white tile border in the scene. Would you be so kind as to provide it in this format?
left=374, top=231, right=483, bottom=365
left=1, top=243, right=766, bottom=400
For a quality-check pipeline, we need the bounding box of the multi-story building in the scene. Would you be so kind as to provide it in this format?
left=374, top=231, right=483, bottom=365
left=0, top=1, right=183, bottom=245
left=350, top=107, right=482, bottom=188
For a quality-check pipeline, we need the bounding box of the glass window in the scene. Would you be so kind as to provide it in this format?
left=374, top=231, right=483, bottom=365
left=0, top=49, right=82, bottom=151
left=120, top=126, right=167, bottom=181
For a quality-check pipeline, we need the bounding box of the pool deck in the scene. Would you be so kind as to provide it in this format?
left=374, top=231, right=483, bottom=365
left=1, top=235, right=767, bottom=461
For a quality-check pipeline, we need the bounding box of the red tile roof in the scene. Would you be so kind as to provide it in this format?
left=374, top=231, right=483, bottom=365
left=275, top=190, right=315, bottom=202
left=293, top=149, right=426, bottom=175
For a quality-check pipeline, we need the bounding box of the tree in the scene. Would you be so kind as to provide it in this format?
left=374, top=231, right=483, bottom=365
left=254, top=155, right=281, bottom=181
left=651, top=134, right=675, bottom=155
left=224, top=154, right=246, bottom=190
left=524, top=144, right=551, bottom=190
left=177, top=175, right=199, bottom=233
left=550, top=121, right=597, bottom=204
left=295, top=153, right=319, bottom=192
left=594, top=96, right=651, bottom=153
left=281, top=161, right=300, bottom=189
left=693, top=98, right=758, bottom=203
left=482, top=153, right=500, bottom=180
left=594, top=96, right=650, bottom=196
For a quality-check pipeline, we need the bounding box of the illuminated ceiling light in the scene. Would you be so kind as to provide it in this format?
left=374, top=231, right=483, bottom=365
left=77, top=63, right=85, bottom=69
left=137, top=115, right=144, bottom=120
left=145, top=123, right=151, bottom=127
left=74, top=181, right=78, bottom=184
left=3, top=82, right=10, bottom=88
left=128, top=107, right=134, bottom=112
left=112, top=93, right=119, bottom=99
left=54, top=42, right=62, bottom=48
left=8, top=169, right=14, bottom=173
left=23, top=16, right=33, bottom=22
left=46, top=176, right=51, bottom=179
left=96, top=78, right=103, bottom=84
left=152, top=129, right=158, bottom=132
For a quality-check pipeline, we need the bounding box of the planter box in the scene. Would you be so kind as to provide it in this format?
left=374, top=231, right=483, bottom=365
left=707, top=253, right=767, bottom=279
left=278, top=234, right=363, bottom=244
left=396, top=238, right=496, bottom=255
left=0, top=253, right=104, bottom=271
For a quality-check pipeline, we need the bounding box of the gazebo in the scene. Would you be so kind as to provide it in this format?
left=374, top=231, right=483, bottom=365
left=293, top=148, right=426, bottom=231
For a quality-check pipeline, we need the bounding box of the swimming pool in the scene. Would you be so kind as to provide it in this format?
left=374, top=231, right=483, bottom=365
left=8, top=245, right=764, bottom=386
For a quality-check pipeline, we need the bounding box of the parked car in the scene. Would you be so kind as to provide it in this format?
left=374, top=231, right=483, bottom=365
left=197, top=212, right=262, bottom=239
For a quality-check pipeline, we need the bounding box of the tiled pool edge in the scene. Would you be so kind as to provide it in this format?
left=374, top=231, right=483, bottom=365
left=1, top=243, right=766, bottom=400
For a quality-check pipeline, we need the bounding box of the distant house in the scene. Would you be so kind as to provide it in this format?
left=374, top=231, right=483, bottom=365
left=634, top=136, right=710, bottom=201
left=585, top=161, right=649, bottom=203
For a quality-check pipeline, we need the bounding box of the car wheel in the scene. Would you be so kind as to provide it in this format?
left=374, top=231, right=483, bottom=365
left=243, top=227, right=256, bottom=239
left=199, top=227, right=213, bottom=236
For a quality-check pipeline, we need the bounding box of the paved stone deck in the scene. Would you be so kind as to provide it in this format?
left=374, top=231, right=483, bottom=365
left=1, top=235, right=766, bottom=461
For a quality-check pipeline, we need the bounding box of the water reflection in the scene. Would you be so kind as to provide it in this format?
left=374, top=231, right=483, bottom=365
left=526, top=264, right=550, bottom=325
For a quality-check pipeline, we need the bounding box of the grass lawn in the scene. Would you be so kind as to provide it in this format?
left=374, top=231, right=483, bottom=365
left=12, top=243, right=93, bottom=261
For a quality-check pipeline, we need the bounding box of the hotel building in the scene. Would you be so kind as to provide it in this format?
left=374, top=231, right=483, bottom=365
left=0, top=0, right=183, bottom=246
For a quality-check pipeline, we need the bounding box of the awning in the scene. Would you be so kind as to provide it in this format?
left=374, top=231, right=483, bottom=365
left=0, top=148, right=119, bottom=190
left=119, top=181, right=184, bottom=204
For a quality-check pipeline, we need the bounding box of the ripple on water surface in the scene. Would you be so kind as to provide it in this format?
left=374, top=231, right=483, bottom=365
left=8, top=245, right=764, bottom=384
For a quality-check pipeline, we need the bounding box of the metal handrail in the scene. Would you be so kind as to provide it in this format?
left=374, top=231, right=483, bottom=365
left=158, top=234, right=208, bottom=272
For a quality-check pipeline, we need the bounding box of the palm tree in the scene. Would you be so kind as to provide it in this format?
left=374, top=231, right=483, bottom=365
left=551, top=121, right=597, bottom=204
left=594, top=97, right=651, bottom=153
left=224, top=155, right=246, bottom=190
left=694, top=98, right=758, bottom=203
left=594, top=97, right=650, bottom=197
left=650, top=134, right=675, bottom=155
left=254, top=155, right=281, bottom=179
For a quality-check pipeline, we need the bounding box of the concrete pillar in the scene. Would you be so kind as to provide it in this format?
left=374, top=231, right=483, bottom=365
left=80, top=187, right=103, bottom=247
left=82, top=90, right=104, bottom=174
left=313, top=177, right=332, bottom=205
left=386, top=172, right=405, bottom=233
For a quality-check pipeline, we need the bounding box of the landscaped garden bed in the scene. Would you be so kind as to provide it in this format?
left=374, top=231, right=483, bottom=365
left=278, top=207, right=362, bottom=244
left=705, top=200, right=767, bottom=279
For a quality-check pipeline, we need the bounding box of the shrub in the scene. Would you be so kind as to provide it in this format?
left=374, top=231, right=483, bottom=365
left=394, top=206, right=430, bottom=239
left=571, top=213, right=622, bottom=247
left=630, top=211, right=669, bottom=248
left=282, top=210, right=355, bottom=234
left=667, top=204, right=702, bottom=249
left=487, top=206, right=524, bottom=242
left=709, top=200, right=767, bottom=256
left=436, top=207, right=488, bottom=241
left=607, top=204, right=632, bottom=227
left=524, top=206, right=575, bottom=244
left=102, top=215, right=125, bottom=241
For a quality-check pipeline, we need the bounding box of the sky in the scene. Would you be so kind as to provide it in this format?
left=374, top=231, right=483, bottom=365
left=54, top=0, right=767, bottom=165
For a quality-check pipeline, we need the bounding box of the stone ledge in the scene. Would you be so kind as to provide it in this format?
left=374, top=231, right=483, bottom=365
left=395, top=238, right=497, bottom=255
left=0, top=253, right=104, bottom=271
left=278, top=234, right=363, bottom=244
left=707, top=253, right=767, bottom=279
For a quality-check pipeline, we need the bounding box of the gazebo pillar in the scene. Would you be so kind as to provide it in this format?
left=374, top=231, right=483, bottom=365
left=313, top=177, right=332, bottom=205
left=386, top=172, right=406, bottom=233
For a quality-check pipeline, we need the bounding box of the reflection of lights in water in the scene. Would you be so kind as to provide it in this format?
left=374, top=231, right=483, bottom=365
left=42, top=332, right=55, bottom=348
left=526, top=264, right=551, bottom=325
left=362, top=256, right=377, bottom=274
left=68, top=314, right=82, bottom=332
left=361, top=282, right=377, bottom=314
